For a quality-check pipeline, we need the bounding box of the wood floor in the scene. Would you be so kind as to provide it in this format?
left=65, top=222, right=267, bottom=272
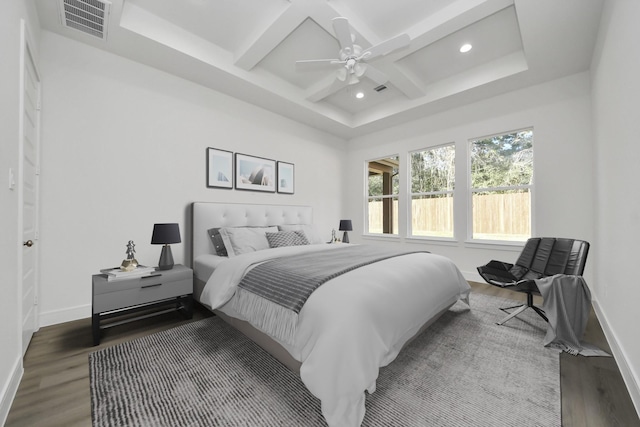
left=6, top=282, right=640, bottom=427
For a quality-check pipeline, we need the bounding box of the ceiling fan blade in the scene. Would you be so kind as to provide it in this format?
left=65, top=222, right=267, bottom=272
left=296, top=59, right=342, bottom=70
left=360, top=33, right=410, bottom=61
left=332, top=17, right=354, bottom=53
left=354, top=62, right=366, bottom=77
left=336, top=67, right=347, bottom=81
left=363, top=64, right=388, bottom=85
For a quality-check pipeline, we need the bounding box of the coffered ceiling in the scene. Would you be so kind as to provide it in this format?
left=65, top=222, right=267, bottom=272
left=35, top=0, right=604, bottom=138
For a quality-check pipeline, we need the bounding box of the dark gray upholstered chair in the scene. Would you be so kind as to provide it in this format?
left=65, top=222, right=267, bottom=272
left=477, top=237, right=590, bottom=325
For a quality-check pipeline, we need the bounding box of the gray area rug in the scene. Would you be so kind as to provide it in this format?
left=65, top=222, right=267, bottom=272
left=89, top=292, right=560, bottom=426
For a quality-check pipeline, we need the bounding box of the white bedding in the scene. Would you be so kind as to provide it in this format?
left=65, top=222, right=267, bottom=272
left=193, top=254, right=227, bottom=281
left=199, top=244, right=471, bottom=427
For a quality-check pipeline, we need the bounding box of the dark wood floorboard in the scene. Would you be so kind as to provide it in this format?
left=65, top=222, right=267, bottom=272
left=5, top=283, right=639, bottom=426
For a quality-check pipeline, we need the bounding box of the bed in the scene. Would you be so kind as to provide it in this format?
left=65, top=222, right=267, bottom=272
left=191, top=202, right=471, bottom=427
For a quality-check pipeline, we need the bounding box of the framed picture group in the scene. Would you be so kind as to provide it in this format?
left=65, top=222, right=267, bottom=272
left=206, top=147, right=294, bottom=194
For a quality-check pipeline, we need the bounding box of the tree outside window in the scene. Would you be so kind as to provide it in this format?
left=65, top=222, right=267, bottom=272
left=410, top=144, right=455, bottom=238
left=470, top=129, right=533, bottom=241
left=367, top=156, right=399, bottom=234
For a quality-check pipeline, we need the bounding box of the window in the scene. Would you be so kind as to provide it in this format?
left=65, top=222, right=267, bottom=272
left=470, top=129, right=533, bottom=241
left=409, top=144, right=455, bottom=238
left=367, top=156, right=399, bottom=235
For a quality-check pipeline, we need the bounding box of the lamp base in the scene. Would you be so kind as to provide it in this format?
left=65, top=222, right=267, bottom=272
left=342, top=231, right=349, bottom=244
left=158, top=245, right=174, bottom=270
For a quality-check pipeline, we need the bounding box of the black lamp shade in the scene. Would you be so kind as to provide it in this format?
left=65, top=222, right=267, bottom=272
left=339, top=220, right=353, bottom=231
left=151, top=223, right=181, bottom=245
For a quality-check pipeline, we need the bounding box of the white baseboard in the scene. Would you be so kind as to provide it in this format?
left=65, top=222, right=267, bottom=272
left=39, top=303, right=91, bottom=327
left=0, top=357, right=23, bottom=426
left=461, top=270, right=483, bottom=283
left=592, top=299, right=640, bottom=418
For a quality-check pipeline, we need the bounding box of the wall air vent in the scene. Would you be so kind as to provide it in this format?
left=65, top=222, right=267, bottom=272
left=59, top=0, right=111, bottom=40
left=374, top=85, right=388, bottom=92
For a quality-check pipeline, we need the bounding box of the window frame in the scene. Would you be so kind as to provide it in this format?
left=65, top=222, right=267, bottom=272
left=365, top=155, right=400, bottom=237
left=408, top=143, right=456, bottom=240
left=467, top=128, right=534, bottom=243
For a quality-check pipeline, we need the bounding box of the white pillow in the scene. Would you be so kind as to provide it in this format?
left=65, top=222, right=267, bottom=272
left=277, top=224, right=324, bottom=244
left=219, top=226, right=279, bottom=257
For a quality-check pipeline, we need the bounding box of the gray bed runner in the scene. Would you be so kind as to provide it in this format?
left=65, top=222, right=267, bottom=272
left=231, top=245, right=425, bottom=344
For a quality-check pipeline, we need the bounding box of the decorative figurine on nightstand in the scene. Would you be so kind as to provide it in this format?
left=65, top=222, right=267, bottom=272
left=120, top=240, right=139, bottom=271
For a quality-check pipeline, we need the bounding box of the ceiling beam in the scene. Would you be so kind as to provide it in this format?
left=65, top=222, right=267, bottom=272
left=234, top=0, right=340, bottom=71
left=373, top=62, right=426, bottom=99
left=234, top=3, right=307, bottom=71
left=305, top=74, right=348, bottom=102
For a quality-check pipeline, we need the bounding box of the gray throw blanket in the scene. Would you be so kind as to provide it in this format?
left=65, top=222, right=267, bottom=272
left=535, top=274, right=609, bottom=357
left=231, top=245, right=426, bottom=345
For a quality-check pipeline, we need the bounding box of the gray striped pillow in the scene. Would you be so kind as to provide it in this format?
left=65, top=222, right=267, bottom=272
left=266, top=230, right=310, bottom=248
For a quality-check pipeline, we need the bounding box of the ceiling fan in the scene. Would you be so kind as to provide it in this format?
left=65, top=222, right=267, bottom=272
left=296, top=17, right=410, bottom=87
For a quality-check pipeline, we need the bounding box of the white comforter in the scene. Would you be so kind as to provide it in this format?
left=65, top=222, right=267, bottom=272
left=200, top=244, right=470, bottom=427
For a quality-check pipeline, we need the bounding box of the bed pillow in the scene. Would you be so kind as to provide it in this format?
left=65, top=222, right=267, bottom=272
left=277, top=224, right=324, bottom=244
left=266, top=230, right=310, bottom=248
left=218, top=226, right=279, bottom=257
left=207, top=228, right=228, bottom=257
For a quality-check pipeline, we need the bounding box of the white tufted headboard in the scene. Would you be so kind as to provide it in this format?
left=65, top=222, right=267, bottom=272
left=191, top=202, right=313, bottom=263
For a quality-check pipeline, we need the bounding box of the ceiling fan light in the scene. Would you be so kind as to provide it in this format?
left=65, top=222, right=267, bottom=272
left=337, top=68, right=347, bottom=81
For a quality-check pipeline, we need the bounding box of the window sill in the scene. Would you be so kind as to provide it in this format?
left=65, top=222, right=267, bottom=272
left=361, top=233, right=401, bottom=242
left=464, top=239, right=525, bottom=251
left=405, top=236, right=458, bottom=247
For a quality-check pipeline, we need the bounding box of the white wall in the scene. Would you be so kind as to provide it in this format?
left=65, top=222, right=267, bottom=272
left=345, top=72, right=594, bottom=283
left=591, top=0, right=640, bottom=413
left=0, top=1, right=41, bottom=423
left=37, top=31, right=346, bottom=326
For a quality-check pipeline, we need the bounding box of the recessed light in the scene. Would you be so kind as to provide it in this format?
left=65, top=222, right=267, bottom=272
left=355, top=92, right=365, bottom=99
left=459, top=43, right=472, bottom=53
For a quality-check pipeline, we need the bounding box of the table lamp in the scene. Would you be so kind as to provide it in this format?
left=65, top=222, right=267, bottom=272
left=339, top=219, right=353, bottom=243
left=151, top=223, right=181, bottom=270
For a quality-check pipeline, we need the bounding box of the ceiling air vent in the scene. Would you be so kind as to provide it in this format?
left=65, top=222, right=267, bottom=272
left=59, top=0, right=111, bottom=40
left=374, top=85, right=388, bottom=92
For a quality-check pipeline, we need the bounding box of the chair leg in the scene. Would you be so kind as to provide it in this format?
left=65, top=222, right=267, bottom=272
left=499, top=303, right=525, bottom=313
left=496, top=305, right=528, bottom=325
left=531, top=305, right=548, bottom=322
left=496, top=292, right=547, bottom=325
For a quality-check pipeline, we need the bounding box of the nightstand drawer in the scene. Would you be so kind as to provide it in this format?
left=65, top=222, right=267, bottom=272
left=93, top=278, right=192, bottom=313
left=93, top=267, right=191, bottom=295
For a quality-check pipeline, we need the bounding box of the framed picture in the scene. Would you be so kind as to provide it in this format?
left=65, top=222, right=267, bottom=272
left=207, top=148, right=233, bottom=189
left=277, top=161, right=295, bottom=194
left=235, top=153, right=276, bottom=192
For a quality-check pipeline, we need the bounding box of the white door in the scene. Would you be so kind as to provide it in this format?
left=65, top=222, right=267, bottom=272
left=20, top=21, right=41, bottom=356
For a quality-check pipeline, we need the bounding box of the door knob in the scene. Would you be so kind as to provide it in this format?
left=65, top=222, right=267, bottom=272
left=23, top=240, right=33, bottom=247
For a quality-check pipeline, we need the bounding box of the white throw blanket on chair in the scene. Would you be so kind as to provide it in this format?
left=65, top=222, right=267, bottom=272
left=535, top=274, right=609, bottom=357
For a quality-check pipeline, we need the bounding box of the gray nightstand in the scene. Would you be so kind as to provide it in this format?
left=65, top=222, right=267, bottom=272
left=92, top=264, right=193, bottom=345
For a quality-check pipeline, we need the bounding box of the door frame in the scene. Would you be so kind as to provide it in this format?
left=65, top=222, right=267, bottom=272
left=18, top=18, right=41, bottom=355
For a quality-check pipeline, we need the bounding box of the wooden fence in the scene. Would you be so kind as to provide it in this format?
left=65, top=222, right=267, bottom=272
left=368, top=192, right=530, bottom=239
left=472, top=192, right=530, bottom=239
